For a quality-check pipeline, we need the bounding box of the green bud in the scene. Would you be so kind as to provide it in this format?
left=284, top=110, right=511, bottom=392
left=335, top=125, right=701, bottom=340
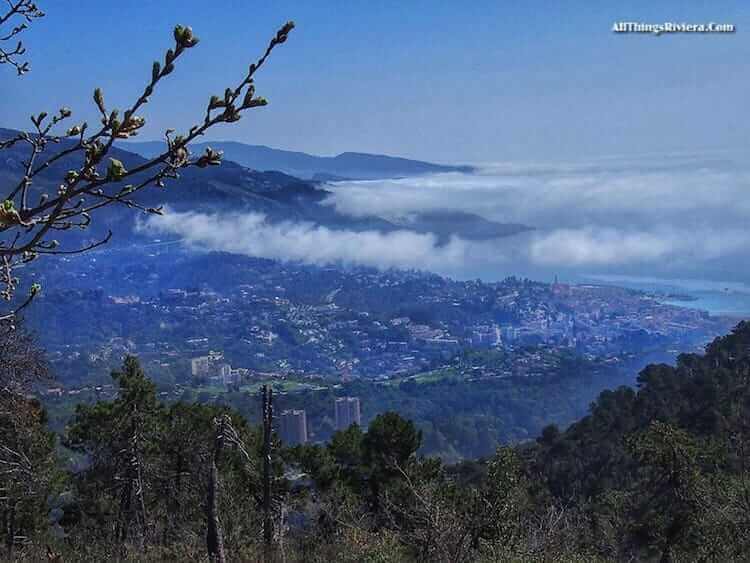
left=196, top=147, right=223, bottom=168
left=106, top=158, right=128, bottom=181
left=173, top=25, right=185, bottom=43
left=174, top=25, right=198, bottom=48
left=275, top=21, right=295, bottom=44
left=242, top=85, right=256, bottom=108
left=93, top=88, right=105, bottom=113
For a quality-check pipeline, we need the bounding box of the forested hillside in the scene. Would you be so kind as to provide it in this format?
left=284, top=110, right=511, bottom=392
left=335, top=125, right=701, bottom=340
left=4, top=322, right=750, bottom=561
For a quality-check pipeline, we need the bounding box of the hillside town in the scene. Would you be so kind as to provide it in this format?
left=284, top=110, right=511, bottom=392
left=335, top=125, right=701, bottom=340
left=31, top=253, right=733, bottom=389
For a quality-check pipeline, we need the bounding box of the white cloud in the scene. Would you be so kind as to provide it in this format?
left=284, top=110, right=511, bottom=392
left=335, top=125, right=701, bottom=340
left=529, top=227, right=749, bottom=266
left=320, top=154, right=750, bottom=275
left=324, top=156, right=750, bottom=230
left=139, top=210, right=473, bottom=271
left=141, top=153, right=750, bottom=279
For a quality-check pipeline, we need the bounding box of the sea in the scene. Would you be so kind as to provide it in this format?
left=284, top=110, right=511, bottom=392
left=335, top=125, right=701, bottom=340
left=579, top=274, right=750, bottom=319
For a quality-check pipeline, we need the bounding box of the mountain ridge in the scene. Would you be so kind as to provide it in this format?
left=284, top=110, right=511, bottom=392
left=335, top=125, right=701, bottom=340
left=0, top=127, right=526, bottom=248
left=124, top=140, right=475, bottom=180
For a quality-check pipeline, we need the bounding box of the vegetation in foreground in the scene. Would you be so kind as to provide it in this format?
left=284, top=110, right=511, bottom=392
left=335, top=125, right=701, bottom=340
left=3, top=321, right=750, bottom=562
left=39, top=343, right=636, bottom=462
left=2, top=3, right=749, bottom=562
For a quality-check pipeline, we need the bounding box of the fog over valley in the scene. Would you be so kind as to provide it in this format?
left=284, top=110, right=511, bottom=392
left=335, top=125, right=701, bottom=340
left=143, top=151, right=750, bottom=289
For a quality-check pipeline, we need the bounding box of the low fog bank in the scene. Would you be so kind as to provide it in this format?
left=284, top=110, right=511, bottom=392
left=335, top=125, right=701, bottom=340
left=142, top=152, right=750, bottom=285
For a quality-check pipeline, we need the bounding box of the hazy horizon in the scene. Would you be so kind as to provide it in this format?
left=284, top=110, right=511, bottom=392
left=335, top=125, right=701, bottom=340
left=1, top=1, right=748, bottom=163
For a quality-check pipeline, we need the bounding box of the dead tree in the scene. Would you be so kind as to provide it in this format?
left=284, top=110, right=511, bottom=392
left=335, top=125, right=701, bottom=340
left=0, top=318, right=48, bottom=390
left=262, top=385, right=274, bottom=559
left=0, top=325, right=51, bottom=558
left=3, top=500, right=16, bottom=560
left=115, top=404, right=148, bottom=551
left=206, top=415, right=228, bottom=563
left=205, top=413, right=261, bottom=562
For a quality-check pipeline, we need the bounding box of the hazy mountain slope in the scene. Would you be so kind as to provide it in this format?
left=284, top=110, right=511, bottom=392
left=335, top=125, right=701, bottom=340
left=1, top=128, right=527, bottom=246
left=389, top=210, right=532, bottom=242
left=124, top=140, right=474, bottom=180
left=0, top=128, right=317, bottom=240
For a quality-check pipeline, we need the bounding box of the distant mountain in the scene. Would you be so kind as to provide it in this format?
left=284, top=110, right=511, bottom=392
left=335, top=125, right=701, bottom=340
left=388, top=211, right=532, bottom=242
left=124, top=140, right=474, bottom=180
left=0, top=127, right=525, bottom=249
left=0, top=128, right=328, bottom=240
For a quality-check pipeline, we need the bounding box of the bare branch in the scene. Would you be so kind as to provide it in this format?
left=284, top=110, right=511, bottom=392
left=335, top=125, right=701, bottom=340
left=0, top=0, right=43, bottom=75
left=0, top=20, right=295, bottom=322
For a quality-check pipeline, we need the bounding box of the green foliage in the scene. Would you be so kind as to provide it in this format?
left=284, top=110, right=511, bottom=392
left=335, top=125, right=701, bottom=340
left=530, top=322, right=750, bottom=560
left=363, top=412, right=421, bottom=478
left=64, top=356, right=275, bottom=555
left=624, top=421, right=709, bottom=560
left=11, top=323, right=750, bottom=561
left=0, top=391, right=59, bottom=559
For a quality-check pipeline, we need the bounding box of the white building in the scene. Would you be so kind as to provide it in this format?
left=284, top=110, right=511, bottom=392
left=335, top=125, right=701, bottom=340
left=280, top=409, right=308, bottom=445
left=191, top=352, right=231, bottom=380
left=191, top=356, right=211, bottom=377
left=335, top=397, right=361, bottom=431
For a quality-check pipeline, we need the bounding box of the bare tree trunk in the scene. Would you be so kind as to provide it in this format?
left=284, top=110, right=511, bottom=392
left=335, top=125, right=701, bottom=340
left=116, top=405, right=148, bottom=551
left=262, top=385, right=274, bottom=561
left=4, top=504, right=14, bottom=561
left=116, top=479, right=132, bottom=543
left=207, top=416, right=227, bottom=563
left=164, top=450, right=184, bottom=545
left=278, top=499, right=287, bottom=563
left=134, top=426, right=147, bottom=552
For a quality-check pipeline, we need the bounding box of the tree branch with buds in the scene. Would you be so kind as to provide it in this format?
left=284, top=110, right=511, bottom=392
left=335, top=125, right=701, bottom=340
left=0, top=0, right=44, bottom=75
left=0, top=20, right=295, bottom=324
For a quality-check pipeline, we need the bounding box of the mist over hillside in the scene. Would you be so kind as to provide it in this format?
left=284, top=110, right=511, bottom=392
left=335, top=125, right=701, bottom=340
left=7, top=127, right=750, bottom=292
left=322, top=153, right=750, bottom=284
left=0, top=128, right=526, bottom=264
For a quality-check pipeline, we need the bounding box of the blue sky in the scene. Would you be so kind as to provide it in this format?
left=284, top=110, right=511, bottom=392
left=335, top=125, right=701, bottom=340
left=1, top=1, right=748, bottom=162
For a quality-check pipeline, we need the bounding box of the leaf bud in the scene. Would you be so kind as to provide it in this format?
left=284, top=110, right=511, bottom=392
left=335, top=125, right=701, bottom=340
left=106, top=158, right=128, bottom=181
left=93, top=88, right=105, bottom=113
